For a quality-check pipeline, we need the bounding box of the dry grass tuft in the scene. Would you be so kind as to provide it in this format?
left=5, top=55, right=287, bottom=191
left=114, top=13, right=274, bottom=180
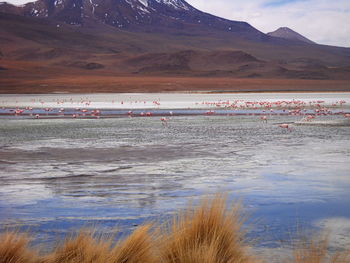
left=44, top=225, right=156, bottom=263
left=291, top=237, right=328, bottom=263
left=159, top=195, right=255, bottom=263
left=290, top=235, right=350, bottom=263
left=1, top=196, right=350, bottom=263
left=44, top=231, right=111, bottom=263
left=109, top=224, right=156, bottom=263
left=330, top=251, right=350, bottom=263
left=0, top=232, right=38, bottom=263
left=330, top=250, right=350, bottom=263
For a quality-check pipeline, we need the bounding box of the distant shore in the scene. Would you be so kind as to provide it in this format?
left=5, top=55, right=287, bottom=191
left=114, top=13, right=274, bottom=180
left=1, top=77, right=350, bottom=94
left=1, top=92, right=350, bottom=111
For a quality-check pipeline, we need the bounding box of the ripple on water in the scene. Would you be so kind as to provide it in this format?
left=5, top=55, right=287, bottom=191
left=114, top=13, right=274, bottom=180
left=0, top=114, right=349, bottom=252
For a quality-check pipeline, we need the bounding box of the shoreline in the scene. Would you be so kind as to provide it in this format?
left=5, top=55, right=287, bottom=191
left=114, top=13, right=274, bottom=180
left=1, top=91, right=350, bottom=95
left=1, top=92, right=349, bottom=110
left=1, top=77, right=350, bottom=94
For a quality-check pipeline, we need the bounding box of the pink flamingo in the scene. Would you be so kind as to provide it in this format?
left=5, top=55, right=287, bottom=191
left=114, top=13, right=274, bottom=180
left=306, top=115, right=315, bottom=121
left=260, top=115, right=267, bottom=123
left=161, top=117, right=168, bottom=126
left=15, top=109, right=23, bottom=115
left=279, top=123, right=292, bottom=131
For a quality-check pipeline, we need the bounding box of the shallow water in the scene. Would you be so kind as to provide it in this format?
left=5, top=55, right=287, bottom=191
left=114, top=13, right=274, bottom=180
left=1, top=92, right=350, bottom=109
left=0, top=94, right=350, bottom=259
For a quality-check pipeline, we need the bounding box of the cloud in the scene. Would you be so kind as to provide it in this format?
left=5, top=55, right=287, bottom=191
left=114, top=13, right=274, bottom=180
left=187, top=0, right=350, bottom=47
left=263, top=0, right=307, bottom=8
left=4, top=0, right=350, bottom=47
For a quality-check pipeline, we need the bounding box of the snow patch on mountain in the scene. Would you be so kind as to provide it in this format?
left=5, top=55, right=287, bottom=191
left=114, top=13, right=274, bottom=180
left=138, top=0, right=148, bottom=7
left=154, top=0, right=190, bottom=10
left=137, top=5, right=150, bottom=14
left=54, top=0, right=63, bottom=6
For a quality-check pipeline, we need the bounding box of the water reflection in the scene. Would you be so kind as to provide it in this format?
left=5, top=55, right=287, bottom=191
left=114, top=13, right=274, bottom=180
left=0, top=115, right=349, bottom=253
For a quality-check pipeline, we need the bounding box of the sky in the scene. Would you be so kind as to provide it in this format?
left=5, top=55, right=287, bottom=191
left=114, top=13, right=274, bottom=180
left=187, top=0, right=350, bottom=47
left=5, top=0, right=350, bottom=47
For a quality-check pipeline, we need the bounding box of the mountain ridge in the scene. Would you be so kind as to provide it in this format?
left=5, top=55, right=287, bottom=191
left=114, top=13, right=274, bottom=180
left=267, top=27, right=315, bottom=44
left=0, top=1, right=350, bottom=93
left=0, top=0, right=265, bottom=40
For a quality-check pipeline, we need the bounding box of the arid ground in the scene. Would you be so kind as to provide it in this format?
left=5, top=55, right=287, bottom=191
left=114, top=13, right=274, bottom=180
left=1, top=72, right=350, bottom=94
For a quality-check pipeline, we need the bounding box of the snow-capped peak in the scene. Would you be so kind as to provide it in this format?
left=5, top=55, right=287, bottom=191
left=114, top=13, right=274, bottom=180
left=154, top=0, right=190, bottom=10
left=138, top=0, right=148, bottom=7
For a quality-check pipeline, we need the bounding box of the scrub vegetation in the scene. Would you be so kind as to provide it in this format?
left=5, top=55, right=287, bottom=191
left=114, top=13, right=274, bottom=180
left=0, top=196, right=349, bottom=263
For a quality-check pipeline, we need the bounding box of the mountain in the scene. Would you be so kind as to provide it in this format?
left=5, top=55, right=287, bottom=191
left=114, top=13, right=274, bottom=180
left=0, top=0, right=350, bottom=93
left=267, top=27, right=315, bottom=44
left=0, top=0, right=265, bottom=39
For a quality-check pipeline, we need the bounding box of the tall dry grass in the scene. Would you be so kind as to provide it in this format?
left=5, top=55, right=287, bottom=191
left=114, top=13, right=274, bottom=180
left=0, top=232, right=39, bottom=263
left=44, top=231, right=111, bottom=263
left=109, top=224, right=156, bottom=263
left=289, top=235, right=350, bottom=263
left=0, top=196, right=349, bottom=263
left=158, top=195, right=255, bottom=263
left=44, top=225, right=156, bottom=263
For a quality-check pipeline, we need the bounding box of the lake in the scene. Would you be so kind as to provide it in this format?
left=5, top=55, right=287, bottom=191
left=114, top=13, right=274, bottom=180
left=0, top=92, right=349, bottom=260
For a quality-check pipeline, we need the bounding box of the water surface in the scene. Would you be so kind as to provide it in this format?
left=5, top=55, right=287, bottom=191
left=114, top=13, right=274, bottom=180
left=0, top=93, right=350, bottom=260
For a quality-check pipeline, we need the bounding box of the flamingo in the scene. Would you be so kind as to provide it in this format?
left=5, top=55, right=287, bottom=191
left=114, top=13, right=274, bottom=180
left=306, top=115, right=315, bottom=121
left=301, top=115, right=315, bottom=122
left=279, top=123, right=292, bottom=131
left=15, top=109, right=23, bottom=115
left=260, top=116, right=267, bottom=123
left=161, top=117, right=168, bottom=126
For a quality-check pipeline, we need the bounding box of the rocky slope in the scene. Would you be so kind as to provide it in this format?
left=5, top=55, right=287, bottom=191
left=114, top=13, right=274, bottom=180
left=0, top=0, right=350, bottom=93
left=267, top=27, right=314, bottom=44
